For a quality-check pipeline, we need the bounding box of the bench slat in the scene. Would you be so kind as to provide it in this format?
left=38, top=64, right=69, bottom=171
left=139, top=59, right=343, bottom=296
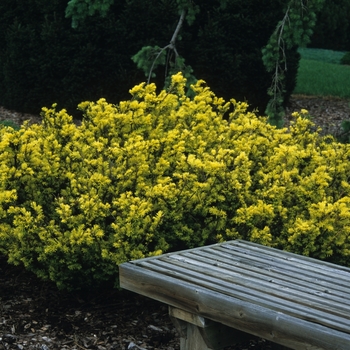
left=119, top=240, right=350, bottom=350
left=168, top=252, right=350, bottom=309
left=216, top=244, right=350, bottom=282
left=187, top=250, right=350, bottom=300
left=224, top=241, right=350, bottom=274
left=120, top=262, right=350, bottom=349
left=139, top=258, right=349, bottom=332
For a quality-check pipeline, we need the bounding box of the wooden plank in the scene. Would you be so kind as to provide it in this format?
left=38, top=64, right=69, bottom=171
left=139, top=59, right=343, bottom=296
left=140, top=250, right=350, bottom=310
left=209, top=244, right=350, bottom=285
left=178, top=322, right=211, bottom=350
left=128, top=239, right=350, bottom=275
left=164, top=252, right=350, bottom=309
left=169, top=250, right=349, bottom=295
left=119, top=262, right=350, bottom=350
left=137, top=258, right=350, bottom=332
left=230, top=240, right=350, bottom=274
left=189, top=249, right=350, bottom=297
left=169, top=307, right=207, bottom=328
left=169, top=307, right=254, bottom=349
left=178, top=250, right=350, bottom=301
left=211, top=246, right=350, bottom=286
left=124, top=242, right=350, bottom=328
left=164, top=244, right=350, bottom=305
left=155, top=256, right=350, bottom=315
left=119, top=240, right=350, bottom=349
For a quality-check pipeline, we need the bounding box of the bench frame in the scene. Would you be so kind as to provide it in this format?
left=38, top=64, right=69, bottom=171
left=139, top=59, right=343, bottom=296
left=169, top=306, right=256, bottom=349
left=119, top=240, right=350, bottom=350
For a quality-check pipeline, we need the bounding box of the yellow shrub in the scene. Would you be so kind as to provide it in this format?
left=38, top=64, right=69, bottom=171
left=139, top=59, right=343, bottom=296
left=1, top=73, right=350, bottom=289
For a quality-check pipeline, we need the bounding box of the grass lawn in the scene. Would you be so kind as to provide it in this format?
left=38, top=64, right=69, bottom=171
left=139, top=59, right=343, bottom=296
left=294, top=48, right=350, bottom=99
left=297, top=48, right=346, bottom=64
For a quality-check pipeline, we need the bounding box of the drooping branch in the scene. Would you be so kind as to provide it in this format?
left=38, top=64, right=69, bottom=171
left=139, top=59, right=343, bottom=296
left=270, top=5, right=290, bottom=111
left=147, top=45, right=171, bottom=84
left=169, top=8, right=186, bottom=53
left=147, top=8, right=187, bottom=84
left=262, top=0, right=325, bottom=126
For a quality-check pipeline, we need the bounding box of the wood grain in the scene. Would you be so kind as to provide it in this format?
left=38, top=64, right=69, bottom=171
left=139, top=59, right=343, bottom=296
left=119, top=240, right=350, bottom=350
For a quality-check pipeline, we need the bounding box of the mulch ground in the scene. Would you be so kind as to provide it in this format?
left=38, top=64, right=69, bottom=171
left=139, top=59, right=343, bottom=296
left=0, top=256, right=278, bottom=350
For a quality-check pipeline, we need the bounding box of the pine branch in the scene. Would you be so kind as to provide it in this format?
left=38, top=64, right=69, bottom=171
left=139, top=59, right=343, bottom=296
left=169, top=8, right=186, bottom=52
left=147, top=45, right=171, bottom=84
left=147, top=8, right=187, bottom=84
left=271, top=5, right=290, bottom=114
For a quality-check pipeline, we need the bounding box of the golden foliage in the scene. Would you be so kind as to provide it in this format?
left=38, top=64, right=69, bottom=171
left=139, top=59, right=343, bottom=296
left=1, top=73, right=350, bottom=289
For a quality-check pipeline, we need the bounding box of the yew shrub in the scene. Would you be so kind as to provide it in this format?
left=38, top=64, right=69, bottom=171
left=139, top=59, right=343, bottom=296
left=1, top=73, right=350, bottom=290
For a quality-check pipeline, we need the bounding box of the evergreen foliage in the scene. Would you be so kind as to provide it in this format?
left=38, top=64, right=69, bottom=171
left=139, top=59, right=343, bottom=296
left=0, top=120, right=20, bottom=130
left=177, top=0, right=302, bottom=115
left=0, top=0, right=178, bottom=115
left=0, top=0, right=323, bottom=121
left=1, top=74, right=350, bottom=290
left=66, top=0, right=115, bottom=28
left=310, top=0, right=350, bottom=51
left=340, top=120, right=350, bottom=143
left=340, top=52, right=350, bottom=65
left=183, top=0, right=290, bottom=113
left=262, top=0, right=325, bottom=126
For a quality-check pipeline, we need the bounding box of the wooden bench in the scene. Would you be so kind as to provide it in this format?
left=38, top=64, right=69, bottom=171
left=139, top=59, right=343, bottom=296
left=119, top=239, right=350, bottom=350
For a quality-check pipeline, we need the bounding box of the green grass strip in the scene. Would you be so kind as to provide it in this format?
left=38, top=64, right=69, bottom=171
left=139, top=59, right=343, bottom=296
left=294, top=58, right=350, bottom=98
left=298, top=48, right=347, bottom=64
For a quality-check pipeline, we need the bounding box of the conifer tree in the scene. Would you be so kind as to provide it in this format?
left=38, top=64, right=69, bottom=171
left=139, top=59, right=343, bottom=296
left=66, top=0, right=325, bottom=125
left=262, top=0, right=325, bottom=126
left=66, top=0, right=204, bottom=89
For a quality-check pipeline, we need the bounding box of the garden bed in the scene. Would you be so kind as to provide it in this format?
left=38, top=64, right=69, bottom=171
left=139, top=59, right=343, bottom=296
left=1, top=95, right=349, bottom=138
left=1, top=94, right=349, bottom=350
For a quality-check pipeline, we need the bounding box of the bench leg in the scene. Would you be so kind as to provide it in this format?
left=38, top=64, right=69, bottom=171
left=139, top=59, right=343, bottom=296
left=169, top=307, right=254, bottom=350
left=177, top=321, right=212, bottom=350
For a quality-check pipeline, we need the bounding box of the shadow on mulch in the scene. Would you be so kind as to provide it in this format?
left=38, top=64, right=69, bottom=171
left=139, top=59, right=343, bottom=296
left=0, top=256, right=275, bottom=349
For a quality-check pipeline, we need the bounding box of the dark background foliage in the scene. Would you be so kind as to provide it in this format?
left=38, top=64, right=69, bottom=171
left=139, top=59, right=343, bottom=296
left=0, top=0, right=300, bottom=117
left=0, top=0, right=178, bottom=116
left=180, top=0, right=300, bottom=113
left=309, top=0, right=350, bottom=51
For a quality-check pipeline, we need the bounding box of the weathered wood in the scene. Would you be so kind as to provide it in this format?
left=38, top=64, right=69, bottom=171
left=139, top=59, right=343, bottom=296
left=169, top=307, right=254, bottom=349
left=119, top=240, right=350, bottom=350
left=169, top=307, right=206, bottom=328
left=178, top=321, right=211, bottom=350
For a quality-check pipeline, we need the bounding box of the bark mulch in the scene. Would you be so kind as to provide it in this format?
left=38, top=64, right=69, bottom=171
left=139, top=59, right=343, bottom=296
left=1, top=256, right=276, bottom=350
